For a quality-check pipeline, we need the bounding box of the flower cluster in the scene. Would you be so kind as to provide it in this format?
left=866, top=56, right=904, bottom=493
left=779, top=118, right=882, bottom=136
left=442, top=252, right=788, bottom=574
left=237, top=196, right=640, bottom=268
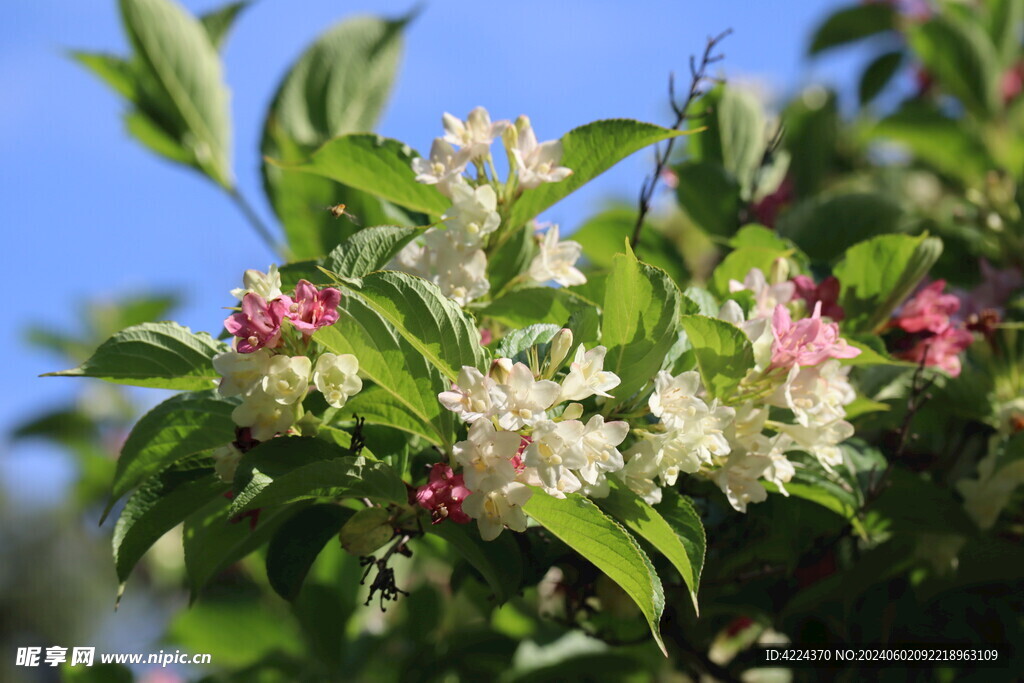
left=395, top=107, right=580, bottom=304
left=622, top=266, right=862, bottom=512
left=419, top=329, right=628, bottom=540
left=890, top=280, right=974, bottom=376
left=211, top=267, right=362, bottom=478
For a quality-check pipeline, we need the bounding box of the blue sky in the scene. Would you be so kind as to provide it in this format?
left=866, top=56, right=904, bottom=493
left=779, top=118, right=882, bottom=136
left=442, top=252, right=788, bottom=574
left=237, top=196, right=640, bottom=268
left=2, top=0, right=862, bottom=503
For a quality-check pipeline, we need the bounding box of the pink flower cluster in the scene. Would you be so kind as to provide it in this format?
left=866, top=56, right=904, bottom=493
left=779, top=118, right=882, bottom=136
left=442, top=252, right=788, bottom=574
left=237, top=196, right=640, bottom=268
left=225, top=279, right=341, bottom=353
left=791, top=275, right=844, bottom=321
left=770, top=302, right=861, bottom=370
left=891, top=280, right=973, bottom=376
left=415, top=463, right=471, bottom=525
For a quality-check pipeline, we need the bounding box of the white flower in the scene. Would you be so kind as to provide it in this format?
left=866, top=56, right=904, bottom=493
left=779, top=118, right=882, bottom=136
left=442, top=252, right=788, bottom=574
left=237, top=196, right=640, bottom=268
left=727, top=402, right=770, bottom=453
left=523, top=419, right=586, bottom=489
left=777, top=420, right=854, bottom=470
left=512, top=115, right=573, bottom=189
left=211, top=444, right=243, bottom=483
left=711, top=452, right=772, bottom=512
left=442, top=106, right=509, bottom=159
left=576, top=415, right=629, bottom=485
left=213, top=349, right=272, bottom=398
left=559, top=344, right=620, bottom=402
left=421, top=229, right=491, bottom=305
left=231, top=264, right=282, bottom=301
left=760, top=434, right=796, bottom=495
left=312, top=353, right=362, bottom=409
left=444, top=183, right=501, bottom=247
left=411, top=138, right=470, bottom=196
left=718, top=299, right=774, bottom=369
left=728, top=268, right=794, bottom=320
left=621, top=439, right=663, bottom=505
left=528, top=224, right=586, bottom=287
left=391, top=240, right=431, bottom=277
left=657, top=401, right=734, bottom=484
left=771, top=361, right=855, bottom=428
left=261, top=355, right=312, bottom=405
left=439, top=366, right=498, bottom=422
left=232, top=387, right=297, bottom=440
left=462, top=479, right=533, bottom=541
left=649, top=370, right=706, bottom=430
left=518, top=465, right=582, bottom=499
left=453, top=419, right=521, bottom=490
left=493, top=362, right=561, bottom=430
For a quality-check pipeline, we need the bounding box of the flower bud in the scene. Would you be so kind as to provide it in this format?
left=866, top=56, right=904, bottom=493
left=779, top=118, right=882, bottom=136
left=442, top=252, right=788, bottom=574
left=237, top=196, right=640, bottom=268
left=490, top=357, right=513, bottom=384
left=549, top=328, right=574, bottom=370
left=561, top=402, right=584, bottom=421
left=769, top=257, right=790, bottom=285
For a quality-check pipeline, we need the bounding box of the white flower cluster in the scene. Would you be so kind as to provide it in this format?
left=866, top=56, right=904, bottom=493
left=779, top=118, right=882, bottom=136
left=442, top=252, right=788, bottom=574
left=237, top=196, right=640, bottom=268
left=621, top=265, right=858, bottom=513
left=396, top=107, right=580, bottom=305
left=439, top=330, right=627, bottom=540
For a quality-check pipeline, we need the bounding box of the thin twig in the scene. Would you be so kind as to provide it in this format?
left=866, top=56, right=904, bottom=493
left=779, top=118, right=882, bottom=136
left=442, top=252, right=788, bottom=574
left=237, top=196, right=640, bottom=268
left=227, top=187, right=280, bottom=256
left=630, top=29, right=732, bottom=249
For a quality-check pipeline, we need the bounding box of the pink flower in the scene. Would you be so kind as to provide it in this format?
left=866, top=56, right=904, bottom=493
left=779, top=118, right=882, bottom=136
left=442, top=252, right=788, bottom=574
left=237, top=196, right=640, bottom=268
left=479, top=328, right=493, bottom=346
left=510, top=435, right=531, bottom=472
left=284, top=280, right=341, bottom=335
left=792, top=275, right=845, bottom=321
left=749, top=177, right=793, bottom=228
left=894, top=280, right=959, bottom=334
left=415, top=463, right=471, bottom=525
left=224, top=293, right=288, bottom=353
left=894, top=325, right=974, bottom=377
left=770, top=302, right=861, bottom=369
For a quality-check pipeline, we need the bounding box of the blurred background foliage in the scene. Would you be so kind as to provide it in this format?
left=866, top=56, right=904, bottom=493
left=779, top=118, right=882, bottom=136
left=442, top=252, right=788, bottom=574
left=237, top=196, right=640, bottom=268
left=6, top=0, right=1024, bottom=681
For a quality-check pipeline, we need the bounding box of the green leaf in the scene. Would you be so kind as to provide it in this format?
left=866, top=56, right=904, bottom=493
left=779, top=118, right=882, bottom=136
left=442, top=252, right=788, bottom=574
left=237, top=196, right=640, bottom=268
left=523, top=489, right=666, bottom=655
left=266, top=504, right=353, bottom=601
left=479, top=287, right=594, bottom=328
left=488, top=224, right=537, bottom=293
left=689, top=87, right=767, bottom=199
left=987, top=0, right=1024, bottom=67
left=859, top=50, right=903, bottom=105
left=44, top=321, right=225, bottom=390
left=273, top=134, right=449, bottom=216
left=728, top=224, right=793, bottom=252
left=808, top=3, right=896, bottom=54
left=870, top=103, right=993, bottom=183
left=183, top=494, right=307, bottom=597
left=199, top=1, right=249, bottom=50
left=782, top=90, right=839, bottom=197
left=908, top=13, right=1001, bottom=116
left=508, top=120, right=690, bottom=227
left=336, top=385, right=440, bottom=442
left=601, top=244, right=681, bottom=403
left=495, top=324, right=561, bottom=360
left=572, top=207, right=689, bottom=285
left=108, top=391, right=236, bottom=511
left=119, top=0, right=233, bottom=186
left=842, top=337, right=916, bottom=367
left=124, top=109, right=193, bottom=163
left=711, top=245, right=792, bottom=298
left=654, top=488, right=706, bottom=597
left=598, top=479, right=703, bottom=613
left=323, top=225, right=425, bottom=278
left=70, top=51, right=138, bottom=100
left=678, top=315, right=754, bottom=401
left=674, top=160, right=741, bottom=237
left=340, top=271, right=488, bottom=381
left=317, top=299, right=454, bottom=446
left=428, top=521, right=523, bottom=604
left=230, top=437, right=406, bottom=513
left=113, top=469, right=225, bottom=586
left=834, top=233, right=943, bottom=334
left=260, top=14, right=410, bottom=258
left=776, top=193, right=904, bottom=263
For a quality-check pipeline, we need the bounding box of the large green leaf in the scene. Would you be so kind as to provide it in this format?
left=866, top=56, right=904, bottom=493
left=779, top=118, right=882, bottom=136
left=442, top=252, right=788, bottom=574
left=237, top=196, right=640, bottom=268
left=230, top=437, right=406, bottom=514
left=859, top=50, right=903, bottom=105
left=688, top=87, right=767, bottom=199
left=323, top=225, right=425, bottom=278
left=119, top=0, right=233, bottom=186
left=598, top=478, right=703, bottom=613
left=572, top=207, right=689, bottom=285
left=808, top=3, right=897, bottom=54
left=336, top=385, right=440, bottom=442
left=183, top=493, right=307, bottom=597
left=654, top=489, right=706, bottom=596
left=776, top=193, right=903, bottom=262
left=260, top=15, right=410, bottom=259
left=70, top=52, right=139, bottom=100
left=340, top=271, right=488, bottom=381
left=673, top=160, right=741, bottom=237
left=266, top=504, right=354, bottom=601
left=710, top=245, right=792, bottom=298
left=834, top=233, right=943, bottom=334
left=272, top=134, right=449, bottom=216
left=987, top=0, right=1024, bottom=67
left=108, top=391, right=236, bottom=510
left=523, top=489, right=666, bottom=655
left=908, top=12, right=1001, bottom=116
left=508, top=120, right=689, bottom=227
left=601, top=245, right=681, bottom=403
left=113, top=468, right=226, bottom=586
left=44, top=322, right=225, bottom=390
left=428, top=521, right=523, bottom=604
left=199, top=1, right=249, bottom=50
left=678, top=315, right=754, bottom=402
left=317, top=300, right=454, bottom=446
left=479, top=287, right=595, bottom=329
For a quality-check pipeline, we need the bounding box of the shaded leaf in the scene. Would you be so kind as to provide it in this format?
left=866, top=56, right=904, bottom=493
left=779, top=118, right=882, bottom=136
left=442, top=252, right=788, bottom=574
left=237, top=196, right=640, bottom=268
left=429, top=521, right=523, bottom=604
left=266, top=504, right=353, bottom=601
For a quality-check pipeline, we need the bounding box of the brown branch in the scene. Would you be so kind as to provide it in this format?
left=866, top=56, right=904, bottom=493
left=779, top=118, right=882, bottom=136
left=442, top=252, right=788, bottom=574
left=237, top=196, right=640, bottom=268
left=630, top=29, right=732, bottom=249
